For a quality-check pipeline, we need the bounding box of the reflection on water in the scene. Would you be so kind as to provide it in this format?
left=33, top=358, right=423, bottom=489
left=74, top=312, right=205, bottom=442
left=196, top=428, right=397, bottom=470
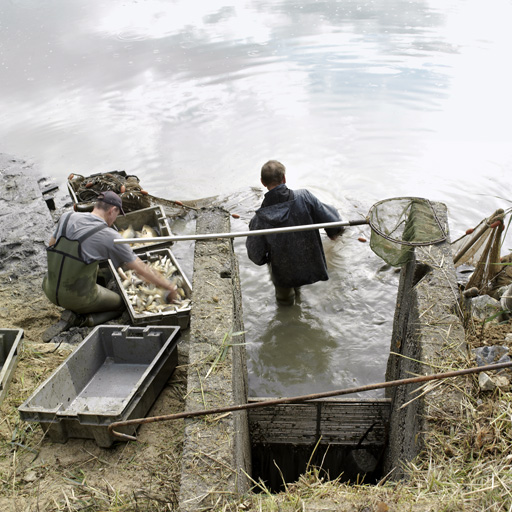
left=250, top=305, right=339, bottom=397
left=2, top=0, right=512, bottom=396
left=2, top=0, right=512, bottom=223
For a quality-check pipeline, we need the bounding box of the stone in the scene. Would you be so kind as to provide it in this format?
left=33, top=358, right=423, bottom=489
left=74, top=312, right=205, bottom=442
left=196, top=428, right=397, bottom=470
left=22, top=470, right=38, bottom=483
left=495, top=285, right=510, bottom=299
left=472, top=345, right=510, bottom=366
left=479, top=372, right=496, bottom=391
left=471, top=295, right=502, bottom=323
left=501, top=283, right=512, bottom=312
left=492, top=375, right=510, bottom=389
left=463, top=287, right=479, bottom=298
left=456, top=264, right=474, bottom=287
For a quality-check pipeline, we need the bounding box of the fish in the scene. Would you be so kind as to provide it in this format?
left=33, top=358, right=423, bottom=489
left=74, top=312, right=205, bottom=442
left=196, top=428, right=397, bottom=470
left=120, top=224, right=136, bottom=239
left=118, top=224, right=160, bottom=248
left=140, top=224, right=158, bottom=238
left=116, top=254, right=191, bottom=316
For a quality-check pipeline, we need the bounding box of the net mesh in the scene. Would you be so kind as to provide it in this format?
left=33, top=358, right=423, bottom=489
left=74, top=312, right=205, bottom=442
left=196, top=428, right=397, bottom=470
left=69, top=173, right=151, bottom=212
left=368, top=197, right=447, bottom=267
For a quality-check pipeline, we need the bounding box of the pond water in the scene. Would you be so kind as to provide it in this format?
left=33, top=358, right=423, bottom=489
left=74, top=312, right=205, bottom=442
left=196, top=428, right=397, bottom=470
left=2, top=0, right=512, bottom=397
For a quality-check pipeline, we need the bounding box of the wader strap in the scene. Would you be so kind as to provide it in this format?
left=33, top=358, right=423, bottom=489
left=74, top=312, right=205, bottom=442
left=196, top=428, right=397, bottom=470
left=77, top=224, right=109, bottom=244
left=50, top=220, right=109, bottom=306
left=49, top=223, right=109, bottom=262
left=60, top=211, right=72, bottom=236
left=61, top=213, right=109, bottom=246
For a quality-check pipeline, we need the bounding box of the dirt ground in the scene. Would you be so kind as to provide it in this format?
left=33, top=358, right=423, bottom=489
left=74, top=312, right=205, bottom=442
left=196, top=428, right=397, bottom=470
left=0, top=276, right=189, bottom=511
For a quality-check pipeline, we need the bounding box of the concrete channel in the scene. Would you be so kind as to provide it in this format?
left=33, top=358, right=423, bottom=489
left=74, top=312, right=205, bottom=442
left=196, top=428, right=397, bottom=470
left=178, top=203, right=466, bottom=507
left=1, top=157, right=467, bottom=509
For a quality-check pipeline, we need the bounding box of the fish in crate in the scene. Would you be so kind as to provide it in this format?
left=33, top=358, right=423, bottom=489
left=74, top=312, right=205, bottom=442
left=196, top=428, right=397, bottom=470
left=119, top=224, right=160, bottom=249
left=117, top=253, right=191, bottom=316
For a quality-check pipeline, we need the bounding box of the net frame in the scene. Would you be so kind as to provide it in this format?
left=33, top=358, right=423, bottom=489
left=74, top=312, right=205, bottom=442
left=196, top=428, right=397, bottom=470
left=367, top=196, right=448, bottom=246
left=367, top=197, right=448, bottom=267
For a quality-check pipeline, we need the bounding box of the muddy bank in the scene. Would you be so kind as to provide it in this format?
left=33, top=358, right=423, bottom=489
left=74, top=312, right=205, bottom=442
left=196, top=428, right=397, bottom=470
left=0, top=155, right=189, bottom=510
left=0, top=155, right=61, bottom=342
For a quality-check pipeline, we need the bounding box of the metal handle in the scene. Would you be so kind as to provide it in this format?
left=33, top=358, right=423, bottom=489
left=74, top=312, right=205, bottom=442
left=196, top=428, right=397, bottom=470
left=114, top=218, right=368, bottom=245
left=108, top=360, right=512, bottom=442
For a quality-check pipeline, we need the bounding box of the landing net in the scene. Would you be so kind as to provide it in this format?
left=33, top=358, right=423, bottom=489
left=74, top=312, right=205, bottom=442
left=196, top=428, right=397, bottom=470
left=368, top=197, right=448, bottom=267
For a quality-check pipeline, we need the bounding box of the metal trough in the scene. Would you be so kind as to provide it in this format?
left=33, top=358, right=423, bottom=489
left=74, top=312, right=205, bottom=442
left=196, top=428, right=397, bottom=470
left=0, top=328, right=23, bottom=406
left=19, top=325, right=180, bottom=447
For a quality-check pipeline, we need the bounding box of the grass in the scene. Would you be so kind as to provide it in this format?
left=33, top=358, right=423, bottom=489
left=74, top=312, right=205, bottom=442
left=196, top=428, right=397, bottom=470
left=0, top=338, right=187, bottom=512
left=7, top=332, right=510, bottom=511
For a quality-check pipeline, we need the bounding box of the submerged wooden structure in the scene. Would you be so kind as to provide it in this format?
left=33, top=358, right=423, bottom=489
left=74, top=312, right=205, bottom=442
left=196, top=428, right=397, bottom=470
left=248, top=397, right=390, bottom=446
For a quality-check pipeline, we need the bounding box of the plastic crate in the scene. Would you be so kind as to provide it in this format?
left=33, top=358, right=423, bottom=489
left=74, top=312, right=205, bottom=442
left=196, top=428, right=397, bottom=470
left=109, top=248, right=192, bottom=330
left=114, top=205, right=173, bottom=253
left=0, top=329, right=23, bottom=406
left=19, top=325, right=180, bottom=447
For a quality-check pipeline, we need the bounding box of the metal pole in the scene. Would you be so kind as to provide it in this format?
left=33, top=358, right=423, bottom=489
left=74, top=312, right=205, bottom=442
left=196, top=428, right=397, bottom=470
left=113, top=218, right=368, bottom=245
left=108, top=361, right=512, bottom=441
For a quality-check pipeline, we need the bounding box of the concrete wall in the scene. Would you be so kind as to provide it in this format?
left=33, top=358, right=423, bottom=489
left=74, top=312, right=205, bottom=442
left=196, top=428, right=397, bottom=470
left=383, top=202, right=467, bottom=479
left=179, top=208, right=251, bottom=511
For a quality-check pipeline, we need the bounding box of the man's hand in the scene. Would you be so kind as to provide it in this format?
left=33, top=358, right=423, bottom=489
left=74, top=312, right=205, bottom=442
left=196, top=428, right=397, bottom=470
left=164, top=284, right=180, bottom=304
left=328, top=227, right=345, bottom=241
left=126, top=257, right=180, bottom=301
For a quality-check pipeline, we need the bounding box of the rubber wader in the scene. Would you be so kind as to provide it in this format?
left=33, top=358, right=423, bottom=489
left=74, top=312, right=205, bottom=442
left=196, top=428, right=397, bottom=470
left=42, top=214, right=125, bottom=315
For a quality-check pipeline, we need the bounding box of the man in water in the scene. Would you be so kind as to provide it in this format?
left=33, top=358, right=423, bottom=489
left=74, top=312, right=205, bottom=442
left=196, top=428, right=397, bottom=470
left=246, top=160, right=344, bottom=305
left=42, top=191, right=179, bottom=341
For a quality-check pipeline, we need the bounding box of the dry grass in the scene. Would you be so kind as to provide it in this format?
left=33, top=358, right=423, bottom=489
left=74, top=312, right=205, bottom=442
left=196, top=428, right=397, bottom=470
left=208, top=377, right=511, bottom=512
left=204, top=263, right=512, bottom=512
left=0, top=338, right=187, bottom=512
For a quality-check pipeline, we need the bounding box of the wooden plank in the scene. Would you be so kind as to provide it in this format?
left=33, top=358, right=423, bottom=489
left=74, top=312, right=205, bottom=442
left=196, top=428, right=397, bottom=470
left=248, top=398, right=391, bottom=446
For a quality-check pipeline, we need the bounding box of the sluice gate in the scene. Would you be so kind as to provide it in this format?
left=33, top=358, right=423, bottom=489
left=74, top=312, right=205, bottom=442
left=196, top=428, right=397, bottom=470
left=249, top=397, right=391, bottom=490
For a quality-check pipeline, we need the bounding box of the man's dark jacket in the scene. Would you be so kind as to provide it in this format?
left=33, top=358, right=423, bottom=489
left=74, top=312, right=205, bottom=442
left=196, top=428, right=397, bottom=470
left=246, top=184, right=342, bottom=288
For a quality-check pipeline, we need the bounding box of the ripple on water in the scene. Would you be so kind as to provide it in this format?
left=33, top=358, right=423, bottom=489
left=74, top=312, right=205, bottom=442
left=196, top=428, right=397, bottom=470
left=115, top=29, right=149, bottom=42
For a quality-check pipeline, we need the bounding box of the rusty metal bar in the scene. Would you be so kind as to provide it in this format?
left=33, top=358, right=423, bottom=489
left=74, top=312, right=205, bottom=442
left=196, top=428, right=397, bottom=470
left=108, top=361, right=512, bottom=441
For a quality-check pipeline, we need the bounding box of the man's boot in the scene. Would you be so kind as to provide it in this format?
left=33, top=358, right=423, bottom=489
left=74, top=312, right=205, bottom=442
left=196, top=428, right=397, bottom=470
left=42, top=310, right=81, bottom=342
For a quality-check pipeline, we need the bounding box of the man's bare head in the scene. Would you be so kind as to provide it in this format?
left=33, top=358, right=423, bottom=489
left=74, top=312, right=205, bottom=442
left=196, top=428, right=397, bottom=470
left=261, top=160, right=286, bottom=188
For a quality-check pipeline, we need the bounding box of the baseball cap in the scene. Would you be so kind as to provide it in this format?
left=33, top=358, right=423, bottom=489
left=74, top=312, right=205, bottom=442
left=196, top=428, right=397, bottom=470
left=97, top=190, right=126, bottom=216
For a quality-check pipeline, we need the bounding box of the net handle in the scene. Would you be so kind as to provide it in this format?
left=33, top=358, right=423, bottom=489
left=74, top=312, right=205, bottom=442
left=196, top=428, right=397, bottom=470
left=113, top=197, right=447, bottom=246
left=114, top=218, right=369, bottom=244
